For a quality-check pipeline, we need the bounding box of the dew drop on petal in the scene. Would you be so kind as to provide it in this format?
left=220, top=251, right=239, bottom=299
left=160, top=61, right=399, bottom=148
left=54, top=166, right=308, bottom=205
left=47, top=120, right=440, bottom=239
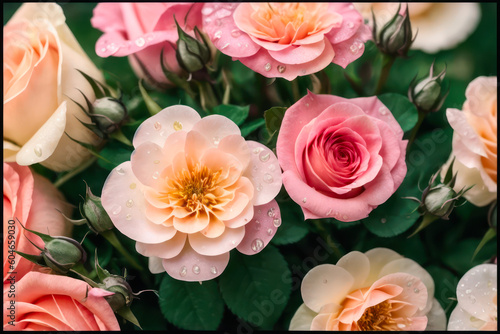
left=302, top=198, right=307, bottom=203
left=216, top=8, right=232, bottom=18
left=267, top=208, right=275, bottom=217
left=135, top=37, right=146, bottom=47
left=251, top=238, right=264, bottom=252
left=173, top=121, right=183, bottom=131
left=255, top=220, right=261, bottom=230
left=342, top=215, right=348, bottom=220
left=112, top=205, right=122, bottom=215
left=268, top=164, right=276, bottom=172
left=253, top=147, right=262, bottom=154
left=326, top=209, right=333, bottom=216
left=414, top=288, right=420, bottom=293
left=231, top=29, right=241, bottom=38
left=210, top=266, right=218, bottom=275
left=267, top=228, right=273, bottom=236
left=152, top=171, right=160, bottom=179
left=466, top=289, right=472, bottom=294
left=192, top=265, right=200, bottom=274
left=145, top=33, right=155, bottom=41
left=180, top=266, right=187, bottom=277
left=264, top=63, right=272, bottom=72
left=350, top=43, right=359, bottom=54
left=126, top=199, right=134, bottom=208
left=202, top=7, right=214, bottom=15
left=213, top=136, right=220, bottom=145
left=107, top=43, right=118, bottom=52
left=34, top=145, right=43, bottom=157
left=220, top=42, right=230, bottom=50
left=407, top=280, right=413, bottom=287
left=256, top=184, right=263, bottom=192
left=260, top=152, right=270, bottom=162
left=214, top=30, right=222, bottom=39
left=129, top=183, right=136, bottom=190
left=125, top=214, right=132, bottom=221
left=116, top=168, right=125, bottom=175
left=347, top=22, right=354, bottom=29
left=154, top=121, right=162, bottom=130
left=263, top=173, right=273, bottom=183
left=273, top=218, right=281, bottom=227
left=100, top=47, right=107, bottom=53
left=379, top=107, right=388, bottom=115
left=277, top=65, right=286, bottom=73
left=397, top=324, right=406, bottom=329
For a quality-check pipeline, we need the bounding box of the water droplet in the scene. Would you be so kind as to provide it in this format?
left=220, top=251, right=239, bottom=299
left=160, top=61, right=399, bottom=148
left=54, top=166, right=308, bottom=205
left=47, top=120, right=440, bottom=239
left=112, top=205, right=122, bottom=215
left=213, top=136, right=220, bottom=145
left=180, top=266, right=187, bottom=277
left=381, top=218, right=387, bottom=224
left=251, top=238, right=264, bottom=252
left=469, top=295, right=476, bottom=304
left=277, top=65, right=286, bottom=73
left=214, top=30, right=222, bottom=39
left=216, top=8, right=232, bottom=18
left=255, top=220, right=261, bottom=230
left=263, top=173, right=273, bottom=183
left=268, top=164, right=276, bottom=172
left=475, top=282, right=481, bottom=288
left=256, top=184, right=263, bottom=191
left=302, top=198, right=307, bottom=203
left=116, top=168, right=125, bottom=175
left=342, top=215, right=348, bottom=220
left=152, top=171, right=160, bottom=179
left=202, top=7, right=214, bottom=15
left=204, top=17, right=212, bottom=24
left=379, top=107, right=388, bottom=115
left=466, top=289, right=472, bottom=294
left=34, top=145, right=42, bottom=157
left=350, top=43, right=359, bottom=54
left=461, top=283, right=465, bottom=287
left=267, top=228, right=273, bottom=236
left=154, top=121, right=162, bottom=130
left=264, top=63, right=272, bottom=72
left=260, top=152, right=270, bottom=162
left=326, top=209, right=333, bottom=216
left=220, top=42, right=230, bottom=50
left=397, top=324, right=406, bottom=329
left=125, top=214, right=132, bottom=221
left=267, top=208, right=275, bottom=217
left=210, top=266, right=217, bottom=275
left=126, top=199, right=134, bottom=208
left=135, top=37, right=145, bottom=47
left=414, top=288, right=420, bottom=293
left=192, top=265, right=200, bottom=274
left=253, top=147, right=262, bottom=154
left=407, top=281, right=413, bottom=287
left=231, top=29, right=241, bottom=38
left=323, top=279, right=328, bottom=284
left=107, top=43, right=118, bottom=52
left=305, top=103, right=310, bottom=107
left=100, top=47, right=106, bottom=53
left=173, top=121, right=183, bottom=131
left=349, top=4, right=354, bottom=9
left=145, top=33, right=155, bottom=41
left=129, top=183, right=136, bottom=190
left=347, top=22, right=354, bottom=29
left=273, top=218, right=281, bottom=227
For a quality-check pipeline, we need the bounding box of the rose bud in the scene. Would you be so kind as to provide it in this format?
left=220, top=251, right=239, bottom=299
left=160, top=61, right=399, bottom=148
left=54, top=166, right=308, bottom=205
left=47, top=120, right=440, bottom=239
left=100, top=274, right=135, bottom=311
left=175, top=18, right=211, bottom=74
left=409, top=61, right=449, bottom=113
left=373, top=4, right=414, bottom=57
left=91, top=97, right=128, bottom=135
left=81, top=183, right=114, bottom=234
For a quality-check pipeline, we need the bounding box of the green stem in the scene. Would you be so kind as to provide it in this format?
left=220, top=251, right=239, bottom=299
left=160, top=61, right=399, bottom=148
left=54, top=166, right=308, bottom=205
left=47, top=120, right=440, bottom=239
left=374, top=54, right=396, bottom=95
left=312, top=220, right=344, bottom=261
left=54, top=156, right=97, bottom=188
left=407, top=110, right=426, bottom=151
left=101, top=230, right=144, bottom=271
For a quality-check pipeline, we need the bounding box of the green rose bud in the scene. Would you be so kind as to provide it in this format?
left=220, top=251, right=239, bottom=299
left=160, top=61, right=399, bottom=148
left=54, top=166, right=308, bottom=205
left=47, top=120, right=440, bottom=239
left=175, top=18, right=211, bottom=73
left=423, top=184, right=458, bottom=218
left=373, top=4, right=414, bottom=57
left=81, top=183, right=114, bottom=234
left=409, top=61, right=449, bottom=113
left=91, top=97, right=128, bottom=134
left=100, top=275, right=134, bottom=311
left=42, top=236, right=87, bottom=274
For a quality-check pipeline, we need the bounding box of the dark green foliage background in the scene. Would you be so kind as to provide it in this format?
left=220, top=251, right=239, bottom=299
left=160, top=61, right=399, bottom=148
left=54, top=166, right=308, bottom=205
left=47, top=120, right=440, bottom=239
left=4, top=2, right=497, bottom=331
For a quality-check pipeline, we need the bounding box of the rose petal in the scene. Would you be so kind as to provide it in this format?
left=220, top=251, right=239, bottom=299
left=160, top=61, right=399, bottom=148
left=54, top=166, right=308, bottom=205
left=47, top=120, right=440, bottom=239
left=268, top=40, right=326, bottom=64
left=236, top=199, right=280, bottom=255
left=162, top=243, right=230, bottom=281
left=363, top=248, right=404, bottom=285
left=136, top=232, right=187, bottom=259
left=188, top=226, right=245, bottom=256
left=425, top=298, right=447, bottom=330
left=289, top=303, right=316, bottom=330
left=191, top=114, right=241, bottom=145
left=148, top=256, right=165, bottom=274
left=336, top=251, right=370, bottom=291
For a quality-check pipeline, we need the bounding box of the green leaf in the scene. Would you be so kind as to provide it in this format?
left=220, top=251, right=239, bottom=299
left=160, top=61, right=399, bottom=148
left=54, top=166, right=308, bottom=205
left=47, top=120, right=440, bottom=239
left=219, top=245, right=291, bottom=329
left=442, top=238, right=497, bottom=276
left=378, top=93, right=419, bottom=132
left=264, top=107, right=287, bottom=136
left=241, top=118, right=266, bottom=137
left=138, top=80, right=162, bottom=116
left=211, top=104, right=249, bottom=126
left=271, top=204, right=309, bottom=245
left=362, top=191, right=420, bottom=237
left=158, top=274, right=224, bottom=330
left=97, top=142, right=133, bottom=170
left=425, top=265, right=459, bottom=317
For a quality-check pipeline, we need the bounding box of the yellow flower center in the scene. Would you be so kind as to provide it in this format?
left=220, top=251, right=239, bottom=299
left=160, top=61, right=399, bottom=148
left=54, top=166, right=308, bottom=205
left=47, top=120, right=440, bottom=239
left=167, top=164, right=222, bottom=212
left=357, top=301, right=396, bottom=331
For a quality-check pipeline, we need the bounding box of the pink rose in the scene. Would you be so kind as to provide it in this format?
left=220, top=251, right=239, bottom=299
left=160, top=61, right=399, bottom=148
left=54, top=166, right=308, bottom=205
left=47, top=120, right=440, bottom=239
left=289, top=248, right=446, bottom=330
left=442, top=76, right=497, bottom=207
left=3, top=163, right=72, bottom=284
left=448, top=264, right=497, bottom=331
left=3, top=271, right=120, bottom=330
left=277, top=92, right=407, bottom=222
left=101, top=105, right=282, bottom=281
left=202, top=3, right=371, bottom=80
left=91, top=3, right=204, bottom=86
left=3, top=3, right=104, bottom=172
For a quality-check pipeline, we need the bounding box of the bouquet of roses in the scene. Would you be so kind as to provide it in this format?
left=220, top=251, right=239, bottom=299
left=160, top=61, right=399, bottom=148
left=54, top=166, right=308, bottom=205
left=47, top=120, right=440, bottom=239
left=3, top=2, right=497, bottom=331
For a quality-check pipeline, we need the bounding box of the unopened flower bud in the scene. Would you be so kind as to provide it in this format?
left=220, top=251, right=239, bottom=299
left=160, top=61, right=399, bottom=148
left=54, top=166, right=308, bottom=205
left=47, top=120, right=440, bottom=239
left=175, top=18, right=211, bottom=73
left=42, top=236, right=87, bottom=274
left=81, top=183, right=114, bottom=233
left=99, top=275, right=134, bottom=311
left=423, top=184, right=458, bottom=218
left=373, top=4, right=414, bottom=57
left=91, top=97, right=128, bottom=135
left=409, top=61, right=448, bottom=112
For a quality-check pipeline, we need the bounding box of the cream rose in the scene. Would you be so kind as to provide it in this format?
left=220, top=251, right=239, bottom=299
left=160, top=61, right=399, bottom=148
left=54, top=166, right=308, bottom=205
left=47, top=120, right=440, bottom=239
left=354, top=3, right=481, bottom=53
left=3, top=3, right=104, bottom=172
left=442, top=76, right=497, bottom=207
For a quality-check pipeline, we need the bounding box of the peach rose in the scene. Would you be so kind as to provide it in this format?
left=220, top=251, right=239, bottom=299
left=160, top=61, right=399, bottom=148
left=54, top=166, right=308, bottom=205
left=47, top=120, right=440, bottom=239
left=202, top=3, right=371, bottom=80
left=289, top=248, right=446, bottom=331
left=448, top=264, right=497, bottom=331
left=354, top=3, right=481, bottom=53
left=442, top=76, right=497, bottom=207
left=276, top=92, right=407, bottom=222
left=101, top=105, right=282, bottom=281
left=91, top=3, right=204, bottom=86
left=3, top=163, right=72, bottom=284
left=3, top=271, right=120, bottom=330
left=3, top=3, right=104, bottom=172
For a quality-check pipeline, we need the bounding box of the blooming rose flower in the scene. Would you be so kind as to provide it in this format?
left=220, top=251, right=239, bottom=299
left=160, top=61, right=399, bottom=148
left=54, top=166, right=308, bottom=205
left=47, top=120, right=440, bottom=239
left=3, top=271, right=120, bottom=330
left=442, top=76, right=497, bottom=207
left=3, top=3, right=104, bottom=172
left=101, top=105, right=282, bottom=281
left=276, top=92, right=407, bottom=222
left=3, top=163, right=72, bottom=284
left=202, top=3, right=371, bottom=80
left=354, top=3, right=481, bottom=53
left=448, top=264, right=497, bottom=331
left=91, top=3, right=204, bottom=86
left=289, top=248, right=446, bottom=330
